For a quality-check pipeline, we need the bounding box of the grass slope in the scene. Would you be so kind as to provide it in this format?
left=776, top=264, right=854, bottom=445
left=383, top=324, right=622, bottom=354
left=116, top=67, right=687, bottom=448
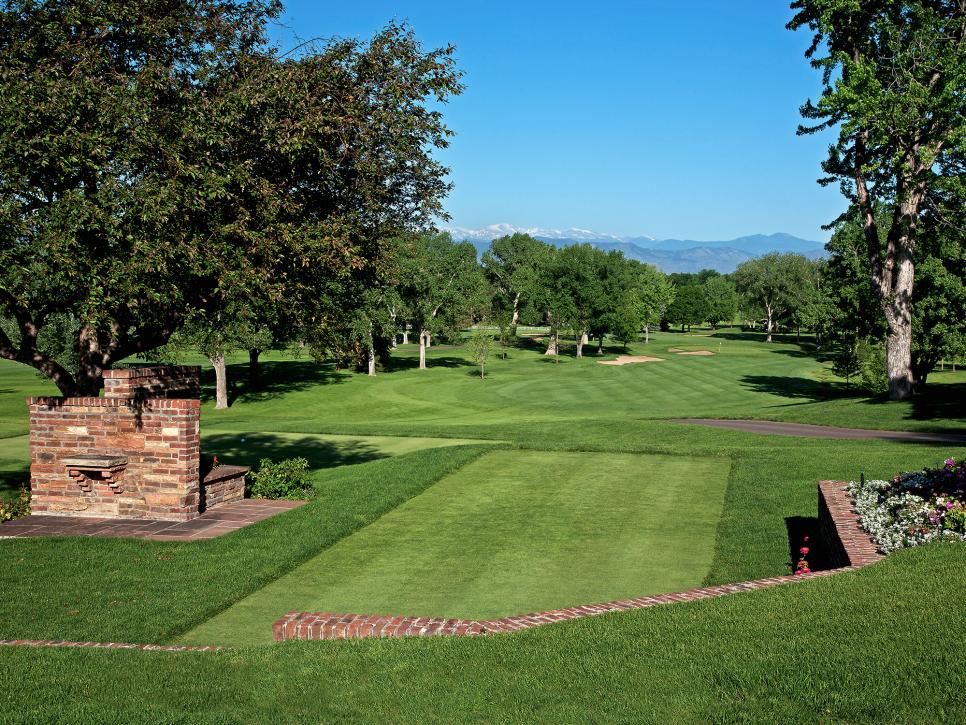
left=180, top=450, right=730, bottom=646
left=2, top=545, right=963, bottom=724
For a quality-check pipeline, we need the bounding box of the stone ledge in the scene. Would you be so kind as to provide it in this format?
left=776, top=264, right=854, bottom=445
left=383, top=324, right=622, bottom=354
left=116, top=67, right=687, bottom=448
left=203, top=465, right=250, bottom=485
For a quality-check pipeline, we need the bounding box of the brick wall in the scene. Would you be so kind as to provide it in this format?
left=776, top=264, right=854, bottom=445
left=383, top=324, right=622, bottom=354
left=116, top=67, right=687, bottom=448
left=28, top=366, right=208, bottom=521
left=102, top=366, right=200, bottom=400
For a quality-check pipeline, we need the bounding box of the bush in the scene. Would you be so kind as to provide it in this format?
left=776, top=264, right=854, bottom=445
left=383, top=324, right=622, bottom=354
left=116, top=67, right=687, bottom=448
left=856, top=338, right=889, bottom=394
left=248, top=458, right=313, bottom=500
left=0, top=485, right=31, bottom=522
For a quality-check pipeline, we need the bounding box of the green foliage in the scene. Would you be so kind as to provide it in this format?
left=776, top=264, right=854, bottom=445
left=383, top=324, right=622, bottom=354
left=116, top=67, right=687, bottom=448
left=831, top=343, right=861, bottom=388
left=857, top=339, right=889, bottom=395
left=482, top=234, right=550, bottom=328
left=665, top=284, right=709, bottom=331
left=702, top=276, right=738, bottom=329
left=0, top=5, right=462, bottom=395
left=946, top=508, right=966, bottom=535
left=396, top=233, right=487, bottom=353
left=733, top=253, right=814, bottom=338
left=249, top=457, right=313, bottom=500
left=0, top=484, right=30, bottom=522
left=468, top=327, right=493, bottom=379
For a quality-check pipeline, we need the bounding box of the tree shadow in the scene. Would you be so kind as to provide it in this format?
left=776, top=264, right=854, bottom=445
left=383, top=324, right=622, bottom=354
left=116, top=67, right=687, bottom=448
left=0, top=468, right=29, bottom=500
left=202, top=433, right=388, bottom=472
left=785, top=516, right=830, bottom=572
left=906, top=381, right=966, bottom=423
left=386, top=355, right=474, bottom=371
left=198, top=360, right=350, bottom=407
left=740, top=374, right=854, bottom=401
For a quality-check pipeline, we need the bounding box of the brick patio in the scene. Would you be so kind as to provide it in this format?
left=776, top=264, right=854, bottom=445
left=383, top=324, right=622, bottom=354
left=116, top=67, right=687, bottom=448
left=0, top=499, right=306, bottom=541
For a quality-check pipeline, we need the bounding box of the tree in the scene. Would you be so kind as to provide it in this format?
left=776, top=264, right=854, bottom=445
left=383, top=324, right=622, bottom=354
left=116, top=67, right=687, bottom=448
left=665, top=285, right=709, bottom=332
left=554, top=244, right=607, bottom=357
left=789, top=1, right=966, bottom=399
left=703, top=276, right=738, bottom=329
left=824, top=210, right=966, bottom=387
left=481, top=234, right=549, bottom=332
left=733, top=253, right=812, bottom=342
left=634, top=263, right=674, bottom=342
left=0, top=5, right=462, bottom=395
left=468, top=326, right=493, bottom=379
left=396, top=233, right=485, bottom=370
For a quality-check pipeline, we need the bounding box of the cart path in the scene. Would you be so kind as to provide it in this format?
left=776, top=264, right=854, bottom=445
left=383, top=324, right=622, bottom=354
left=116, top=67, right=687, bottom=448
left=669, top=419, right=966, bottom=444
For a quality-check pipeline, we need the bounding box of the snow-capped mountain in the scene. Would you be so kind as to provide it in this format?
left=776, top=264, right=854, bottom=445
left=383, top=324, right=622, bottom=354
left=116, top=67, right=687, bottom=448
left=442, top=224, right=825, bottom=274
left=443, top=223, right=652, bottom=244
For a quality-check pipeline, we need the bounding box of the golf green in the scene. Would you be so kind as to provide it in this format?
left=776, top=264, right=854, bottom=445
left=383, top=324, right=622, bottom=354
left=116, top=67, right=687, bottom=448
left=179, top=449, right=730, bottom=646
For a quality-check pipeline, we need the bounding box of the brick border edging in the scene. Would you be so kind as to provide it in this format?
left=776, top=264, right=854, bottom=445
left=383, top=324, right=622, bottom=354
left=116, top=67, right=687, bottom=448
left=273, top=481, right=884, bottom=642
left=0, top=639, right=222, bottom=652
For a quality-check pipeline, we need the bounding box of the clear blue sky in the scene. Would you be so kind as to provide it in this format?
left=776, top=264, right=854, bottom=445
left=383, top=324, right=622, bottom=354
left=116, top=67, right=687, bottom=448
left=271, top=1, right=843, bottom=242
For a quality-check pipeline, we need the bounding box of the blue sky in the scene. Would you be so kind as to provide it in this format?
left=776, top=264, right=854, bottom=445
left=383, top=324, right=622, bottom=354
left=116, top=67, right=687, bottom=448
left=271, top=1, right=843, bottom=242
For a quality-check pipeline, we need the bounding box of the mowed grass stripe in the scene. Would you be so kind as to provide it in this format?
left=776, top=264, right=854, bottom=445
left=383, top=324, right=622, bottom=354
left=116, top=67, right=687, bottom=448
left=179, top=450, right=730, bottom=646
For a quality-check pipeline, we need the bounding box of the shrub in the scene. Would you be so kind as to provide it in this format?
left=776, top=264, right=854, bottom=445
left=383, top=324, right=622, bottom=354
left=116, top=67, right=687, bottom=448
left=0, top=485, right=31, bottom=522
left=249, top=458, right=313, bottom=500
left=848, top=457, right=966, bottom=553
left=856, top=338, right=889, bottom=394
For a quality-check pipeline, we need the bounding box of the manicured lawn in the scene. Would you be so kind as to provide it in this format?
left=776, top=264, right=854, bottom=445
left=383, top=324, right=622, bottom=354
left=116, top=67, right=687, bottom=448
left=0, top=329, right=964, bottom=721
left=180, top=450, right=730, bottom=646
left=2, top=544, right=964, bottom=724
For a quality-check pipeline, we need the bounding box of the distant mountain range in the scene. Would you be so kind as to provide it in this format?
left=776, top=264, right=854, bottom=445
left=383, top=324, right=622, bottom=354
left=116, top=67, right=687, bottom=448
left=443, top=224, right=827, bottom=274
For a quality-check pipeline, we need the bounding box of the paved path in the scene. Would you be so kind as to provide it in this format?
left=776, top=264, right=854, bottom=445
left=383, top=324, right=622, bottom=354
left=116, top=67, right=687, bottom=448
left=0, top=499, right=306, bottom=541
left=670, top=418, right=966, bottom=444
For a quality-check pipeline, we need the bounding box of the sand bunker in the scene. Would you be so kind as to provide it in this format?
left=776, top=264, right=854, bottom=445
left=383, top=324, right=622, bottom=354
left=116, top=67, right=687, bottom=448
left=598, top=355, right=665, bottom=366
left=676, top=350, right=715, bottom=356
left=667, top=347, right=684, bottom=353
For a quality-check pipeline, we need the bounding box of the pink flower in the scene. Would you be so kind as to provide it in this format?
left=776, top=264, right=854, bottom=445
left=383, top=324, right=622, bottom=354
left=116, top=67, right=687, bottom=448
left=945, top=458, right=956, bottom=467
left=799, top=546, right=810, bottom=556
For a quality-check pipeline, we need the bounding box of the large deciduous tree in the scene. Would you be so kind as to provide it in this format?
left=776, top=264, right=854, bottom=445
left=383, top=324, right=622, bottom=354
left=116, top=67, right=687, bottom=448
left=0, top=2, right=462, bottom=395
left=481, top=233, right=549, bottom=331
left=396, top=233, right=485, bottom=370
left=789, top=1, right=966, bottom=400
left=733, top=253, right=813, bottom=342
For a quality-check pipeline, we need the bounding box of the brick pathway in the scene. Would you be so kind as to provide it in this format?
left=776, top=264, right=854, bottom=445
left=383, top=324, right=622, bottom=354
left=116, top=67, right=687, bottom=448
left=0, top=499, right=306, bottom=541
left=670, top=418, right=966, bottom=444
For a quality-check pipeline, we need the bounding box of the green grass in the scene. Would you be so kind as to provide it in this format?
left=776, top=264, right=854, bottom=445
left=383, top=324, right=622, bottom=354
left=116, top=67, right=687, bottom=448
left=1, top=328, right=965, bottom=721
left=180, top=450, right=730, bottom=646
left=1, top=544, right=963, bottom=724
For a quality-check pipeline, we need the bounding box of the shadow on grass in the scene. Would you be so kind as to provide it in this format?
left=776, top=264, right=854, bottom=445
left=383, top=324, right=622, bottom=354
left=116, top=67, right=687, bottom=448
left=785, top=515, right=831, bottom=572
left=202, top=433, right=388, bottom=472
left=741, top=375, right=854, bottom=401
left=0, top=468, right=28, bottom=499
left=387, top=355, right=475, bottom=371
left=198, top=360, right=351, bottom=407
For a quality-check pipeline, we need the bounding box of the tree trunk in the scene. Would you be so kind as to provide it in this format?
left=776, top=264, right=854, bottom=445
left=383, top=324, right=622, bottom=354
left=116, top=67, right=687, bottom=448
left=596, top=335, right=604, bottom=354
left=425, top=332, right=431, bottom=348
left=765, top=306, right=774, bottom=343
left=544, top=331, right=558, bottom=356
left=367, top=327, right=376, bottom=377
left=644, top=325, right=650, bottom=344
left=511, top=294, right=520, bottom=328
left=575, top=332, right=585, bottom=358
left=248, top=348, right=260, bottom=389
left=402, top=329, right=409, bottom=345
left=211, top=353, right=228, bottom=409
left=882, top=250, right=915, bottom=400
left=419, top=330, right=428, bottom=370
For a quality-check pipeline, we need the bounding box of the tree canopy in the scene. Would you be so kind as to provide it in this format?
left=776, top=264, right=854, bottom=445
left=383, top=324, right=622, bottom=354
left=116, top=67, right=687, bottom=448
left=789, top=0, right=966, bottom=399
left=0, top=2, right=462, bottom=395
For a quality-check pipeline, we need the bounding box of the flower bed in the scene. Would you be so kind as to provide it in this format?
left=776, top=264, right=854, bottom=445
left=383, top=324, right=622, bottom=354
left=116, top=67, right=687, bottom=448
left=848, top=457, right=966, bottom=553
